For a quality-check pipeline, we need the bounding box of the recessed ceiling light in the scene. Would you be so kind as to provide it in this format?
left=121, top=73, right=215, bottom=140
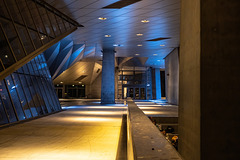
left=72, top=85, right=75, bottom=87
left=153, top=54, right=158, bottom=56
left=141, top=20, right=149, bottom=23
left=136, top=33, right=143, bottom=36
left=135, top=54, right=140, bottom=56
left=113, top=44, right=123, bottom=47
left=100, top=54, right=103, bottom=56
left=60, top=82, right=63, bottom=84
left=160, top=44, right=165, bottom=46
left=137, top=44, right=142, bottom=46
left=78, top=82, right=82, bottom=84
left=105, top=35, right=111, bottom=37
left=98, top=17, right=107, bottom=20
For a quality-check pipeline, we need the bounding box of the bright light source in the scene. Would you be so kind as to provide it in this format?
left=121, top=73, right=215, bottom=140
left=105, top=35, right=111, bottom=37
left=135, top=54, right=140, bottom=56
left=60, top=82, right=63, bottom=84
left=98, top=17, right=107, bottom=20
left=137, top=44, right=142, bottom=46
left=153, top=54, right=158, bottom=56
left=160, top=44, right=165, bottom=46
left=136, top=33, right=143, bottom=36
left=141, top=20, right=149, bottom=23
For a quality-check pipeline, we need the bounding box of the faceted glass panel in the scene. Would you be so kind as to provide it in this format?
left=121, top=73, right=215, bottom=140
left=12, top=73, right=32, bottom=118
left=5, top=75, right=25, bottom=120
left=0, top=80, right=17, bottom=123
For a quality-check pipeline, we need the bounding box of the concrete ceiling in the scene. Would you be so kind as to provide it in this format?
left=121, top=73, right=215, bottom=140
left=45, top=0, right=180, bottom=68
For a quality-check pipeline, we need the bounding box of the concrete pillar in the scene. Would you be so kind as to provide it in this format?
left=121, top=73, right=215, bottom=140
left=155, top=68, right=161, bottom=99
left=101, top=49, right=115, bottom=104
left=180, top=0, right=240, bottom=160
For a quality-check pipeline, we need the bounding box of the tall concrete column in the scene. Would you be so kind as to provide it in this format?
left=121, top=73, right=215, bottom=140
left=101, top=49, right=115, bottom=104
left=180, top=0, right=240, bottom=160
left=155, top=68, right=161, bottom=99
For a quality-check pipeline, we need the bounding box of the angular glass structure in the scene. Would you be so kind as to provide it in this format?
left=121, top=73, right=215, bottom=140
left=0, top=53, right=61, bottom=126
left=0, top=0, right=81, bottom=80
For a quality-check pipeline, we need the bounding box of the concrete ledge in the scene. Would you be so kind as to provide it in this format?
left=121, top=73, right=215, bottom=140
left=127, top=98, right=182, bottom=160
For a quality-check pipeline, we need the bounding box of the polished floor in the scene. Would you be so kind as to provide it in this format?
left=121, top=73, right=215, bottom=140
left=0, top=100, right=126, bottom=160
left=0, top=99, right=178, bottom=160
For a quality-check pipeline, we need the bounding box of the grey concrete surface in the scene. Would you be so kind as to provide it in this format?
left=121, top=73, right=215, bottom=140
left=180, top=0, right=240, bottom=159
left=165, top=48, right=179, bottom=105
left=127, top=99, right=182, bottom=160
left=101, top=49, right=115, bottom=104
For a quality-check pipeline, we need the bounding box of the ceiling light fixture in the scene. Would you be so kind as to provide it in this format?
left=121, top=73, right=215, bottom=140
left=113, top=44, right=123, bottom=47
left=135, top=54, right=140, bottom=56
left=137, top=44, right=142, bottom=46
left=60, top=82, right=63, bottom=84
left=160, top=44, right=165, bottom=46
left=98, top=17, right=107, bottom=20
left=105, top=35, right=111, bottom=37
left=153, top=54, right=158, bottom=56
left=136, top=33, right=143, bottom=36
left=141, top=20, right=149, bottom=23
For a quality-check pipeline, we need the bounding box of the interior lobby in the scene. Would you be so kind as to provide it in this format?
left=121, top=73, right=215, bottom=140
left=0, top=0, right=240, bottom=160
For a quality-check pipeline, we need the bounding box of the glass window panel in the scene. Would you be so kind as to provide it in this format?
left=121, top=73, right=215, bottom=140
left=38, top=6, right=55, bottom=38
left=0, top=1, right=10, bottom=18
left=27, top=1, right=48, bottom=44
left=47, top=79, right=61, bottom=110
left=55, top=15, right=66, bottom=33
left=64, top=20, right=71, bottom=30
left=36, top=78, right=50, bottom=113
left=16, top=67, right=24, bottom=74
left=42, top=78, right=56, bottom=112
left=35, top=56, right=43, bottom=76
left=48, top=11, right=61, bottom=36
left=0, top=27, right=16, bottom=68
left=6, top=0, right=24, bottom=24
left=0, top=80, right=17, bottom=123
left=30, top=30, right=42, bottom=48
left=5, top=75, right=25, bottom=120
left=30, top=59, right=39, bottom=76
left=0, top=96, right=9, bottom=125
left=22, top=64, right=29, bottom=74
left=25, top=75, right=43, bottom=115
left=17, top=26, right=35, bottom=54
left=31, top=76, right=47, bottom=114
left=18, top=74, right=38, bottom=117
left=12, top=73, right=32, bottom=118
left=27, top=62, right=35, bottom=75
left=0, top=20, right=26, bottom=61
left=18, top=0, right=35, bottom=28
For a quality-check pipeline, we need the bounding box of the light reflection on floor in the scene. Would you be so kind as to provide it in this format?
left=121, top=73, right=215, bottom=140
left=0, top=101, right=126, bottom=160
left=136, top=100, right=178, bottom=117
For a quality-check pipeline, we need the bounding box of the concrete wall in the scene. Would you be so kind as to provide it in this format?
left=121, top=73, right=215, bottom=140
left=179, top=0, right=201, bottom=160
left=86, top=74, right=102, bottom=99
left=180, top=0, right=240, bottom=160
left=165, top=48, right=179, bottom=105
left=86, top=70, right=118, bottom=99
